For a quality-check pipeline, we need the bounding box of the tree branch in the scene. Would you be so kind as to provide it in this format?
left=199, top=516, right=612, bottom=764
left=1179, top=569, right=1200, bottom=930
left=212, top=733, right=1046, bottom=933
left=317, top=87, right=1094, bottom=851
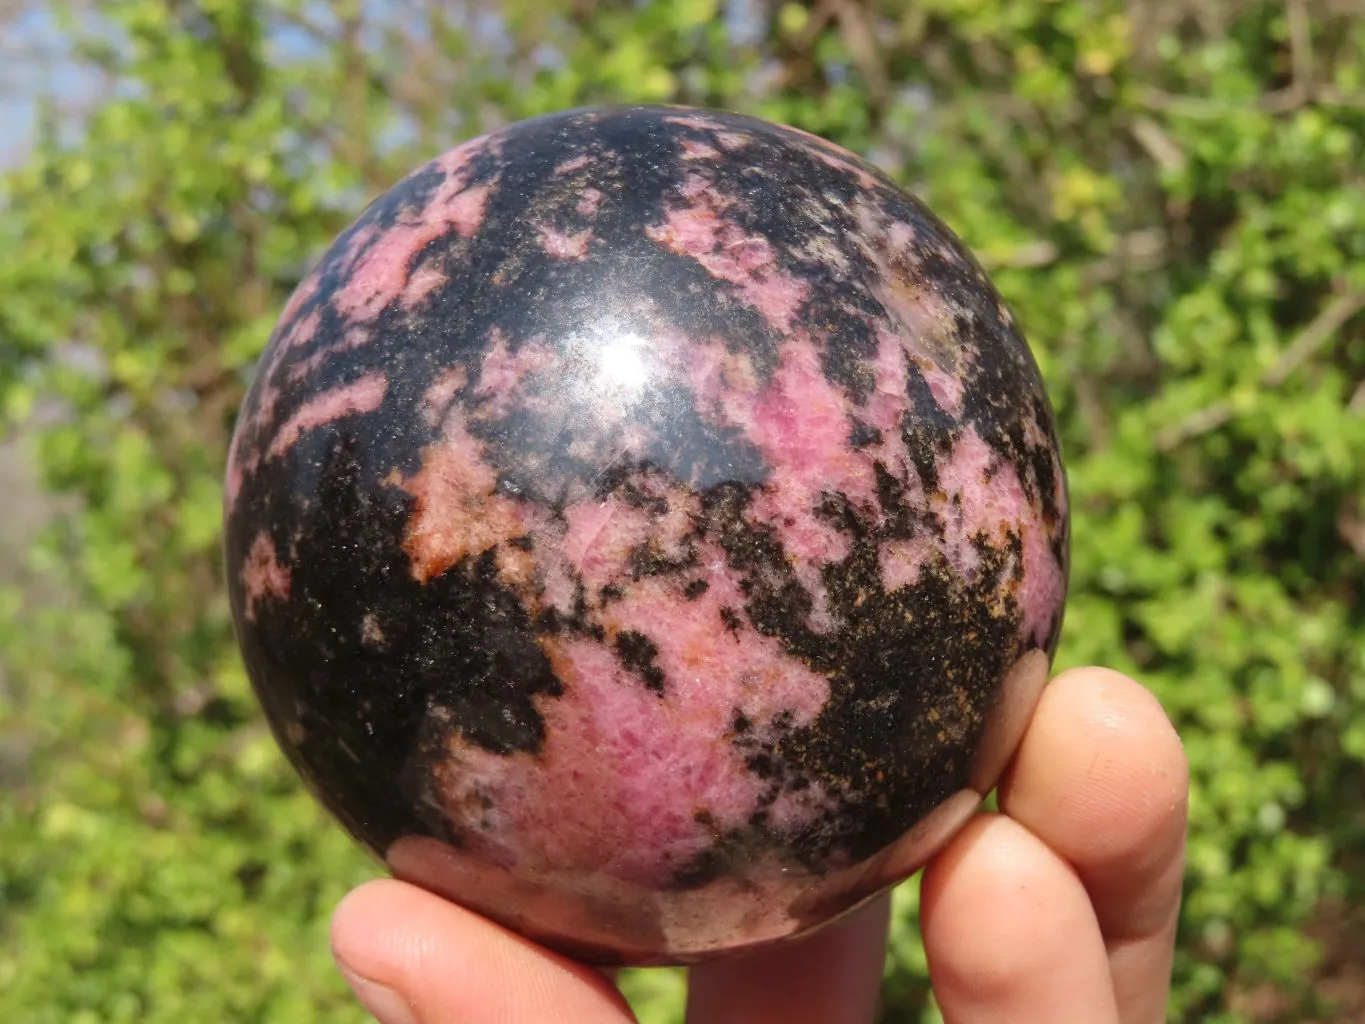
left=1140, top=0, right=1365, bottom=116
left=1263, top=289, right=1365, bottom=387
left=831, top=0, right=889, bottom=109
left=1156, top=289, right=1365, bottom=451
left=1129, top=116, right=1186, bottom=174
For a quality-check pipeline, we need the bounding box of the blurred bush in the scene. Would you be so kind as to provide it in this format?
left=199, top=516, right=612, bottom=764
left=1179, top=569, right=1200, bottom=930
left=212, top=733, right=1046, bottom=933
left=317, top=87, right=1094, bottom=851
left=2, top=1, right=1363, bottom=1021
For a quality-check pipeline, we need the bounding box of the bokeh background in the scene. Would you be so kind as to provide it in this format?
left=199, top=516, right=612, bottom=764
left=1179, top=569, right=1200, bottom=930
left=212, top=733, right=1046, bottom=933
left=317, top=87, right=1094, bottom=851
left=2, top=1, right=1364, bottom=1021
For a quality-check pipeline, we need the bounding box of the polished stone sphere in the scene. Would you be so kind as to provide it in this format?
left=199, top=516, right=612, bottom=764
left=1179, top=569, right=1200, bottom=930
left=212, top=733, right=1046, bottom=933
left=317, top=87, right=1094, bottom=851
left=224, top=105, right=1069, bottom=965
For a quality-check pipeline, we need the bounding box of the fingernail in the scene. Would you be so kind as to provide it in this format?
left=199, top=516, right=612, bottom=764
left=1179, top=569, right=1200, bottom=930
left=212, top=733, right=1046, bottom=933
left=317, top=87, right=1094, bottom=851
left=336, top=962, right=420, bottom=1024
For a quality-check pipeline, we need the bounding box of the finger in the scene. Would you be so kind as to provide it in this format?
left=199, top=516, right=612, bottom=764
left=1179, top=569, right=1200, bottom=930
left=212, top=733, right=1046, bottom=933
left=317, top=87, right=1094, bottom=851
left=330, top=878, right=637, bottom=1024
left=684, top=893, right=890, bottom=1024
left=998, top=667, right=1188, bottom=1024
left=920, top=813, right=1120, bottom=1024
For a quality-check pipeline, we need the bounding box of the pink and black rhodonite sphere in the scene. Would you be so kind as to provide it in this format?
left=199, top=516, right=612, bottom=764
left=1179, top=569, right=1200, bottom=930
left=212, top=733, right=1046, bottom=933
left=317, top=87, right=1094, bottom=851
left=224, top=105, right=1069, bottom=964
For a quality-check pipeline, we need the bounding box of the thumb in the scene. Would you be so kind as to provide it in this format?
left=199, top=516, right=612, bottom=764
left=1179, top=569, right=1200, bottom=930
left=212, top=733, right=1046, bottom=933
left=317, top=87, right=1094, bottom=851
left=330, top=878, right=637, bottom=1023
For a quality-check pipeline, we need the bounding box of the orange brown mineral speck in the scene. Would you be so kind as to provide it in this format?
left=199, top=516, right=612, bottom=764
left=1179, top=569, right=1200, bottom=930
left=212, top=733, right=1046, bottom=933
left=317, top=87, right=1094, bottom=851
left=360, top=613, right=386, bottom=645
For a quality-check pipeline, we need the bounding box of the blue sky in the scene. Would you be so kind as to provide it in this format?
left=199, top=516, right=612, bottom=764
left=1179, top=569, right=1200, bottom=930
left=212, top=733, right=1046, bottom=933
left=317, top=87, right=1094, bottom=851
left=0, top=1, right=334, bottom=170
left=0, top=0, right=772, bottom=171
left=0, top=5, right=104, bottom=169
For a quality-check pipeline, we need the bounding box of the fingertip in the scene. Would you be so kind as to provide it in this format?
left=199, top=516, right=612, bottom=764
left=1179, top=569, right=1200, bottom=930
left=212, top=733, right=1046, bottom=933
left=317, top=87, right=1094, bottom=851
left=328, top=878, right=636, bottom=1024
left=331, top=879, right=391, bottom=954
left=921, top=815, right=1085, bottom=988
left=330, top=880, right=431, bottom=1024
left=1048, top=666, right=1185, bottom=757
left=998, top=667, right=1188, bottom=1023
left=1000, top=667, right=1189, bottom=901
left=920, top=814, right=1118, bottom=1023
left=1044, top=666, right=1184, bottom=767
left=330, top=879, right=420, bottom=985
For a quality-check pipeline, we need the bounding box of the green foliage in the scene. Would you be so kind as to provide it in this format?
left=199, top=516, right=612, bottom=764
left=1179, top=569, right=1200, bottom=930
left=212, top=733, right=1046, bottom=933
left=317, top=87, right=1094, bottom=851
left=2, top=1, right=1363, bottom=1021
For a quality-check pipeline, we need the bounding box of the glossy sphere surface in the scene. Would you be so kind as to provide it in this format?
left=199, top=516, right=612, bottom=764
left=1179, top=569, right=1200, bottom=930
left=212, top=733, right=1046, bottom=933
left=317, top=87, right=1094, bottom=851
left=224, top=106, right=1069, bottom=964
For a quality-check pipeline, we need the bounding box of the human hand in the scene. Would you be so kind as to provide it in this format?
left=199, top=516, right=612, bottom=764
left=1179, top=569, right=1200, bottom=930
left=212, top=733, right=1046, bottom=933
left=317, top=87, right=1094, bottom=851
left=329, top=667, right=1189, bottom=1024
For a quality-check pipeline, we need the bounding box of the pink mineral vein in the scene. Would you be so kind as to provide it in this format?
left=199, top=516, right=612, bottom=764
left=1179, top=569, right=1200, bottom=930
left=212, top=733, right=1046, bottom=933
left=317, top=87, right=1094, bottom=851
left=1015, top=510, right=1067, bottom=643
left=531, top=522, right=579, bottom=616
left=665, top=115, right=721, bottom=132
left=420, top=365, right=469, bottom=428
left=884, top=219, right=919, bottom=256
left=281, top=309, right=322, bottom=353
left=560, top=486, right=695, bottom=597
left=684, top=335, right=889, bottom=631
left=869, top=319, right=963, bottom=422
left=804, top=142, right=880, bottom=190
left=224, top=428, right=249, bottom=510
left=935, top=426, right=998, bottom=519
left=555, top=153, right=592, bottom=174
left=536, top=223, right=593, bottom=260
left=646, top=178, right=808, bottom=333
left=934, top=425, right=1064, bottom=639
left=442, top=182, right=493, bottom=238
left=431, top=137, right=480, bottom=175
left=238, top=296, right=326, bottom=458
left=562, top=497, right=652, bottom=593
left=334, top=220, right=443, bottom=321
left=879, top=536, right=935, bottom=592
left=241, top=530, right=290, bottom=620
left=919, top=359, right=965, bottom=417
left=402, top=260, right=448, bottom=307
left=265, top=372, right=388, bottom=460
left=576, top=187, right=603, bottom=218
left=337, top=222, right=380, bottom=277
left=864, top=325, right=912, bottom=434
left=246, top=350, right=289, bottom=442
left=399, top=402, right=524, bottom=583
left=867, top=265, right=969, bottom=388
left=475, top=330, right=558, bottom=419
left=285, top=326, right=372, bottom=385
left=434, top=547, right=836, bottom=888
left=332, top=142, right=493, bottom=323
left=334, top=183, right=490, bottom=322
left=277, top=266, right=321, bottom=327
left=680, top=138, right=721, bottom=161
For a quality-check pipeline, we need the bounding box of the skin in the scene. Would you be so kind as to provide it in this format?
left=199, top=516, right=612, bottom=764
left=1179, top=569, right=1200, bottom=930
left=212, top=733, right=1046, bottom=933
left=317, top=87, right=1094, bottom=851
left=329, top=666, right=1189, bottom=1023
